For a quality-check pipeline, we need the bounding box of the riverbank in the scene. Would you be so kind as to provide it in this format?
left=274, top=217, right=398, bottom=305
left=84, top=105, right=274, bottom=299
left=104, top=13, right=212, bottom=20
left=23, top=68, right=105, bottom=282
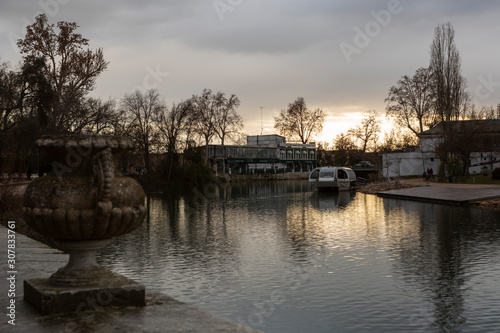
left=229, top=172, right=309, bottom=182
left=129, top=171, right=311, bottom=192
left=474, top=198, right=500, bottom=209
left=357, top=180, right=418, bottom=194
left=363, top=178, right=500, bottom=207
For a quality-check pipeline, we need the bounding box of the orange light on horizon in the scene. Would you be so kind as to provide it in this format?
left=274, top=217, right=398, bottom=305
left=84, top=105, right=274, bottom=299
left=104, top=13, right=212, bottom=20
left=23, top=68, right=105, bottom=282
left=316, top=114, right=394, bottom=146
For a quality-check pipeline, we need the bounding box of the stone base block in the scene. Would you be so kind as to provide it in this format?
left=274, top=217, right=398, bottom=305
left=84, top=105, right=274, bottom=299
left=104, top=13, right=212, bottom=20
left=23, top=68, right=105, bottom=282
left=24, top=272, right=145, bottom=315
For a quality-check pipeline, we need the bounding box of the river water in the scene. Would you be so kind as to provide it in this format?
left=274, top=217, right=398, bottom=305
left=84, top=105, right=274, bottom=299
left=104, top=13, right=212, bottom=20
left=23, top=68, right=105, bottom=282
left=98, top=180, right=500, bottom=332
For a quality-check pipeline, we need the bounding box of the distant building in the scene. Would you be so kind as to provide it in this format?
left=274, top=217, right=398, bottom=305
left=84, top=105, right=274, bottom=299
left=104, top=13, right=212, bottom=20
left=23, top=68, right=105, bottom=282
left=382, top=150, right=439, bottom=179
left=382, top=120, right=500, bottom=178
left=246, top=134, right=285, bottom=146
left=207, top=134, right=317, bottom=174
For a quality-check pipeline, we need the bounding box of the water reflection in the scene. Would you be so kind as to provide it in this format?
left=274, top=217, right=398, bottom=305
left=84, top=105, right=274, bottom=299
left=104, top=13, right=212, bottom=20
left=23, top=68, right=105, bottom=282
left=309, top=191, right=354, bottom=211
left=98, top=181, right=500, bottom=332
left=382, top=200, right=500, bottom=331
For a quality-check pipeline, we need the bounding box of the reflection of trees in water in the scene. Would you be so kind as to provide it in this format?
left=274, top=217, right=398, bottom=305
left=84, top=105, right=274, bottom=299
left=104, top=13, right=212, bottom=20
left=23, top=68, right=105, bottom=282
left=432, top=207, right=467, bottom=331
left=98, top=191, right=242, bottom=296
left=98, top=182, right=337, bottom=306
left=283, top=191, right=311, bottom=261
left=228, top=180, right=311, bottom=199
left=98, top=181, right=500, bottom=330
left=281, top=189, right=359, bottom=269
left=382, top=200, right=500, bottom=331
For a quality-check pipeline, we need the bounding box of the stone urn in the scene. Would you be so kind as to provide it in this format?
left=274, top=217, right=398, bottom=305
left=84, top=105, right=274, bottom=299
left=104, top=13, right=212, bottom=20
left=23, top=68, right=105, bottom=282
left=23, top=134, right=147, bottom=287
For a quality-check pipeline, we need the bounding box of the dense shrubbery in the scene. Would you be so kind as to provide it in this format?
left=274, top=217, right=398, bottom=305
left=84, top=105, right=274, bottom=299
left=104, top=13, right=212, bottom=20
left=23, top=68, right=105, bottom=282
left=492, top=168, right=500, bottom=180
left=0, top=185, right=20, bottom=222
left=134, top=146, right=216, bottom=192
left=438, top=157, right=464, bottom=177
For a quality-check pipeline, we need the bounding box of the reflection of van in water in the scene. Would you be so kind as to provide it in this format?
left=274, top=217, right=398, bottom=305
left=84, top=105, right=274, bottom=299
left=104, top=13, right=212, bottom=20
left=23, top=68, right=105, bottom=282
left=309, top=167, right=357, bottom=191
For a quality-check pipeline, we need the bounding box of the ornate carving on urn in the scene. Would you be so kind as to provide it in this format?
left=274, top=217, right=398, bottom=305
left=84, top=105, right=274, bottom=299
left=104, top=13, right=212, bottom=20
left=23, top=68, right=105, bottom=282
left=23, top=134, right=147, bottom=287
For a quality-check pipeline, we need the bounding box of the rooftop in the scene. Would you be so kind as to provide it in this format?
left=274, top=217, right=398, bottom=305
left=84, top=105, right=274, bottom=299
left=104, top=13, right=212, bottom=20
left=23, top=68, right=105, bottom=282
left=419, top=119, right=500, bottom=137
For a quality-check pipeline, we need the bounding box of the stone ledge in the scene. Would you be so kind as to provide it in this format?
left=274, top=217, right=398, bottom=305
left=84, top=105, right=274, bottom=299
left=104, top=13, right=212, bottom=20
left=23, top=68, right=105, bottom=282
left=24, top=274, right=145, bottom=315
left=5, top=291, right=261, bottom=333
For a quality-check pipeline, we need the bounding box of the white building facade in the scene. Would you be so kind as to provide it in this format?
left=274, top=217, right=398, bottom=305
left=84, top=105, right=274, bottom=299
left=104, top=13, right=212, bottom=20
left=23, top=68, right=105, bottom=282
left=382, top=120, right=500, bottom=178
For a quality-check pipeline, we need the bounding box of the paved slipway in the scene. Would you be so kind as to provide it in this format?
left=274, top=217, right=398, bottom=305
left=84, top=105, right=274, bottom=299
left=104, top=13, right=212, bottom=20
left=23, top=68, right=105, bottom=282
left=378, top=178, right=500, bottom=205
left=0, top=226, right=260, bottom=333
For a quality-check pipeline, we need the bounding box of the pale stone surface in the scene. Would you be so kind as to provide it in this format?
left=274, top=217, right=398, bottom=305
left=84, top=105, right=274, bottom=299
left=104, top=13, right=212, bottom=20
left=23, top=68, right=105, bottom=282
left=24, top=276, right=145, bottom=315
left=378, top=184, right=500, bottom=205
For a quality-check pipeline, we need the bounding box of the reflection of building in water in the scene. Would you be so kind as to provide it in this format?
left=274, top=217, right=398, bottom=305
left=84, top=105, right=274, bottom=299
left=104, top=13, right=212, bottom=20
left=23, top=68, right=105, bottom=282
left=207, top=134, right=317, bottom=174
left=382, top=200, right=500, bottom=331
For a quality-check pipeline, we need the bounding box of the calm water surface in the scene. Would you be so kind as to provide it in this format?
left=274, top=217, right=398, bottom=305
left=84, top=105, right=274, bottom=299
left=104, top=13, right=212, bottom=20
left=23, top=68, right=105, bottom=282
left=98, top=181, right=500, bottom=332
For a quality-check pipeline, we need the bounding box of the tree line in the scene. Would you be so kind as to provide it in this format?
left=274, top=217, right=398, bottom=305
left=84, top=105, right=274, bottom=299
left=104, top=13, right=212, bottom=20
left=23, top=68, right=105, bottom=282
left=0, top=14, right=331, bottom=181
left=326, top=22, right=499, bottom=174
left=385, top=22, right=500, bottom=176
left=0, top=14, right=244, bottom=181
left=2, top=16, right=498, bottom=179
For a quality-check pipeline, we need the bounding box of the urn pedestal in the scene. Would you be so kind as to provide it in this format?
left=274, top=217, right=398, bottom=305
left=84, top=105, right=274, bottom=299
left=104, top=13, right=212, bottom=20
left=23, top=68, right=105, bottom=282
left=22, top=135, right=147, bottom=314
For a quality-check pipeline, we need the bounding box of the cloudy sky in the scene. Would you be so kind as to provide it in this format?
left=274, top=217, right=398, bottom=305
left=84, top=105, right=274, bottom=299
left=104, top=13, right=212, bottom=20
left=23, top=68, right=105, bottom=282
left=1, top=0, right=499, bottom=143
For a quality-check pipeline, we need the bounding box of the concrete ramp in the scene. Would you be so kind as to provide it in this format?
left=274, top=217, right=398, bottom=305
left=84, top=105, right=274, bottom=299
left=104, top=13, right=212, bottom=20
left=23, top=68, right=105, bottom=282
left=378, top=186, right=500, bottom=206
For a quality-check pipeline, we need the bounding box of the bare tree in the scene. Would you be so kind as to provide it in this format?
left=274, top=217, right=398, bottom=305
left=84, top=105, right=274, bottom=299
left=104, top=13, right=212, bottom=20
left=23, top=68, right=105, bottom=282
left=429, top=22, right=468, bottom=122
left=17, top=14, right=108, bottom=132
left=333, top=132, right=357, bottom=166
left=108, top=109, right=129, bottom=137
left=472, top=105, right=500, bottom=120
left=429, top=23, right=472, bottom=176
left=316, top=142, right=333, bottom=166
left=121, top=89, right=164, bottom=173
left=385, top=67, right=436, bottom=136
left=274, top=97, right=325, bottom=144
left=453, top=121, right=480, bottom=176
left=69, top=98, right=121, bottom=134
left=214, top=94, right=242, bottom=146
left=231, top=132, right=249, bottom=145
left=0, top=60, right=28, bottom=172
left=188, top=89, right=243, bottom=168
left=348, top=110, right=381, bottom=153
left=191, top=89, right=222, bottom=163
left=154, top=99, right=193, bottom=180
left=0, top=60, right=24, bottom=133
left=378, top=127, right=418, bottom=153
left=213, top=93, right=242, bottom=173
left=334, top=132, right=357, bottom=151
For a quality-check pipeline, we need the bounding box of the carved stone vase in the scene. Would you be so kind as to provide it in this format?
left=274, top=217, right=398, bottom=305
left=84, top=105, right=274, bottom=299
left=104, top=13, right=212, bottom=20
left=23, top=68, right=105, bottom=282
left=23, top=134, right=147, bottom=288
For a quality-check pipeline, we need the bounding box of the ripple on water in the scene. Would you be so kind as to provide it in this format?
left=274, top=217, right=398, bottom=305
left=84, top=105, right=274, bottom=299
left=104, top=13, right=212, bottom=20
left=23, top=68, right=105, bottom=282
left=97, top=185, right=500, bottom=333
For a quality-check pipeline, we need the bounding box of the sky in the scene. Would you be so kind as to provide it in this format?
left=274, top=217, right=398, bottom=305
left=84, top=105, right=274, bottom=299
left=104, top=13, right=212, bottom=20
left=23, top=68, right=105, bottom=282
left=1, top=0, right=499, bottom=144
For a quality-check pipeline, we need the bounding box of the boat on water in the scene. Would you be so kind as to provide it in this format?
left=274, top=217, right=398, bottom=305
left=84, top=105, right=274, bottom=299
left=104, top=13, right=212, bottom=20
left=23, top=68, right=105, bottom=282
left=309, top=166, right=357, bottom=191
